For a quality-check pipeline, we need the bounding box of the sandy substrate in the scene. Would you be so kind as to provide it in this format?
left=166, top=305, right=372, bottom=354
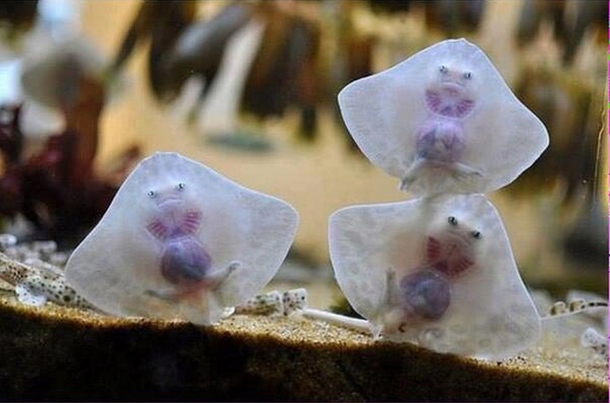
left=0, top=288, right=606, bottom=401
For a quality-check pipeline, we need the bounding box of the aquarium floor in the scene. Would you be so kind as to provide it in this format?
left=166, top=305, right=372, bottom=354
left=0, top=290, right=606, bottom=401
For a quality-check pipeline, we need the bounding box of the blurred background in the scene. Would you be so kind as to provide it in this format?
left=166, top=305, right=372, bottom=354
left=0, top=0, right=607, bottom=306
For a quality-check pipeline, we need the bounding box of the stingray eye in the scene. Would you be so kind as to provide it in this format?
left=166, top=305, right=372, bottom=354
left=147, top=190, right=156, bottom=199
left=439, top=65, right=448, bottom=74
left=471, top=230, right=482, bottom=239
left=463, top=71, right=472, bottom=79
left=448, top=216, right=458, bottom=226
left=176, top=182, right=186, bottom=191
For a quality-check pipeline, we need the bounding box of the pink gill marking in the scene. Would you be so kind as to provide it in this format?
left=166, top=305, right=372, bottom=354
left=147, top=220, right=169, bottom=241
left=455, top=99, right=474, bottom=117
left=425, top=91, right=442, bottom=112
left=426, top=236, right=475, bottom=278
left=426, top=236, right=441, bottom=262
left=443, top=256, right=474, bottom=277
left=425, top=91, right=475, bottom=119
left=182, top=210, right=202, bottom=235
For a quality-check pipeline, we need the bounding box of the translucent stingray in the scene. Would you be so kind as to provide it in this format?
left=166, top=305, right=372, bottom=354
left=65, top=152, right=298, bottom=325
left=328, top=194, right=540, bottom=360
left=337, top=38, right=549, bottom=197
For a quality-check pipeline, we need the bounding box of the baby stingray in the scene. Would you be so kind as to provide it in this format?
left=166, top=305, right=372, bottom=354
left=328, top=194, right=540, bottom=360
left=65, top=152, right=298, bottom=325
left=338, top=38, right=549, bottom=197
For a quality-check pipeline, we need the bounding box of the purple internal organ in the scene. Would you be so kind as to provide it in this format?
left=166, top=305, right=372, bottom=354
left=426, top=216, right=480, bottom=278
left=417, top=65, right=475, bottom=164
left=393, top=216, right=481, bottom=322
left=145, top=183, right=214, bottom=289
left=160, top=236, right=211, bottom=286
left=416, top=118, right=465, bottom=163
left=399, top=269, right=451, bottom=320
left=400, top=65, right=479, bottom=192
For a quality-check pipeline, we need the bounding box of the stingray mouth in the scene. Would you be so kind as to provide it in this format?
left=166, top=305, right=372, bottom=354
left=439, top=80, right=465, bottom=94
left=156, top=194, right=183, bottom=207
left=443, top=230, right=473, bottom=250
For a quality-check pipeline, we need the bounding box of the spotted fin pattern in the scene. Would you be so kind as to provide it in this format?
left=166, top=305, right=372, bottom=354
left=0, top=251, right=94, bottom=309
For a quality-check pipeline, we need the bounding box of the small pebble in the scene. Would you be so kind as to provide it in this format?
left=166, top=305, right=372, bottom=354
left=48, top=251, right=70, bottom=267
left=0, top=233, right=18, bottom=250
left=32, top=240, right=58, bottom=256
left=581, top=327, right=608, bottom=358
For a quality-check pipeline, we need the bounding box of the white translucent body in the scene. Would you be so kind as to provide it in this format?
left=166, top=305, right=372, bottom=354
left=329, top=194, right=541, bottom=360
left=65, top=152, right=298, bottom=325
left=338, top=38, right=549, bottom=196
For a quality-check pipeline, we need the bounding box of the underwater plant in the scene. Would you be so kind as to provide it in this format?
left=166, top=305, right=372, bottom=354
left=0, top=91, right=129, bottom=243
left=0, top=1, right=39, bottom=44
left=515, top=0, right=607, bottom=66
left=0, top=33, right=139, bottom=243
left=111, top=1, right=322, bottom=141
left=64, top=152, right=298, bottom=325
